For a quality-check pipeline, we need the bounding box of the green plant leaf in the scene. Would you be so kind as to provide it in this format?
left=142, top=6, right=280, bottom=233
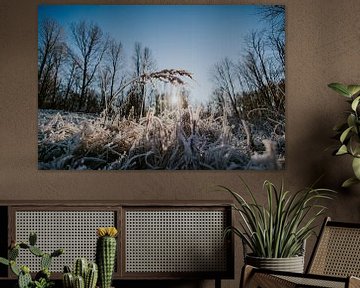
left=328, top=83, right=351, bottom=97
left=349, top=135, right=360, bottom=156
left=342, top=177, right=360, bottom=187
left=340, top=127, right=353, bottom=143
left=336, top=145, right=348, bottom=155
left=352, top=157, right=360, bottom=179
left=347, top=114, right=356, bottom=128
left=223, top=179, right=335, bottom=258
left=352, top=96, right=360, bottom=111
left=347, top=85, right=360, bottom=97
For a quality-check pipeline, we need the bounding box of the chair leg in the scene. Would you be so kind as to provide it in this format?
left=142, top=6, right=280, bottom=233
left=240, top=265, right=296, bottom=288
left=240, top=265, right=255, bottom=288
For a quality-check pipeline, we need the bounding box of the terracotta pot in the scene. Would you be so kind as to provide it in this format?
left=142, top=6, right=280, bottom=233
left=245, top=254, right=305, bottom=273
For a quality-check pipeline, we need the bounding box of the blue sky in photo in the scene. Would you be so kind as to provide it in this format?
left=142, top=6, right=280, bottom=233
left=38, top=5, right=269, bottom=104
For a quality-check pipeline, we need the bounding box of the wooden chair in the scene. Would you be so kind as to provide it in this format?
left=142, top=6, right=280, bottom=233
left=241, top=217, right=360, bottom=288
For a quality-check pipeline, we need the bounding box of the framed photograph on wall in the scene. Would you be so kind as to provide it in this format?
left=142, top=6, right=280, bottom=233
left=37, top=5, right=285, bottom=170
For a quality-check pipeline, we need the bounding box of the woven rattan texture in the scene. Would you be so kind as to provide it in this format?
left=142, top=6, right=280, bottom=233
left=249, top=273, right=297, bottom=288
left=309, top=226, right=360, bottom=277
left=277, top=275, right=345, bottom=288
left=125, top=210, right=227, bottom=273
left=15, top=211, right=115, bottom=272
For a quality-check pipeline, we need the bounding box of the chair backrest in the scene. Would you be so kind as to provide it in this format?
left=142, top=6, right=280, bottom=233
left=307, top=217, right=360, bottom=277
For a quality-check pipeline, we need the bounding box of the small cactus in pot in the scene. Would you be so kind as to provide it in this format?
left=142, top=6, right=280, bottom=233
left=96, top=227, right=118, bottom=288
left=62, top=259, right=98, bottom=288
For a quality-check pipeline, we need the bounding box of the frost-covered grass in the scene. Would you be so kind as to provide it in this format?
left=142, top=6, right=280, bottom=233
left=38, top=108, right=284, bottom=170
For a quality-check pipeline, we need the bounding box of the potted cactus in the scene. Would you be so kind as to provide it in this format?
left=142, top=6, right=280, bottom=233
left=62, top=258, right=98, bottom=288
left=96, top=227, right=118, bottom=288
left=0, top=232, right=63, bottom=288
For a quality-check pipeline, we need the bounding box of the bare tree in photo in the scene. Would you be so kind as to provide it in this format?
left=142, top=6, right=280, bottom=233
left=212, top=58, right=254, bottom=150
left=126, top=42, right=156, bottom=119
left=38, top=17, right=65, bottom=107
left=260, top=5, right=285, bottom=81
left=70, top=21, right=108, bottom=111
left=98, top=38, right=126, bottom=120
left=260, top=5, right=285, bottom=33
left=238, top=30, right=285, bottom=122
left=61, top=54, right=80, bottom=110
left=49, top=43, right=67, bottom=107
left=37, top=6, right=285, bottom=170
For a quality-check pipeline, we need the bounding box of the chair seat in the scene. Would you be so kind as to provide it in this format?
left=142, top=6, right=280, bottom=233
left=277, top=274, right=346, bottom=288
left=241, top=218, right=360, bottom=288
left=243, top=266, right=360, bottom=288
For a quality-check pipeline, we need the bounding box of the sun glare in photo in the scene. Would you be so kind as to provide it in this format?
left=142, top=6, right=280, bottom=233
left=37, top=5, right=285, bottom=170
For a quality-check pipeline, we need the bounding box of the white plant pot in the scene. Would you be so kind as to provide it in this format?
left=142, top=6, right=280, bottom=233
left=245, top=254, right=305, bottom=273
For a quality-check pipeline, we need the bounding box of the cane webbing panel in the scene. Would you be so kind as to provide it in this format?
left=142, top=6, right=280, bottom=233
left=277, top=275, right=345, bottom=288
left=309, top=226, right=360, bottom=277
left=15, top=211, right=115, bottom=272
left=248, top=272, right=297, bottom=288
left=125, top=210, right=227, bottom=273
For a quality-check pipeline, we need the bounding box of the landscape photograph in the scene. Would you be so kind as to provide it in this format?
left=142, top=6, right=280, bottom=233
left=38, top=5, right=285, bottom=170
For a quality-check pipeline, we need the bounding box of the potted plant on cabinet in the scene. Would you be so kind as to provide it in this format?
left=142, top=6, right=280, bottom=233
left=328, top=83, right=360, bottom=187
left=62, top=258, right=98, bottom=288
left=221, top=179, right=334, bottom=273
left=0, top=232, right=63, bottom=288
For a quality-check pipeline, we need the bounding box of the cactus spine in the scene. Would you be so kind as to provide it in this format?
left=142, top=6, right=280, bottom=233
left=74, top=275, right=85, bottom=288
left=74, top=258, right=88, bottom=279
left=85, top=262, right=98, bottom=288
left=96, top=227, right=118, bottom=288
left=63, top=272, right=74, bottom=288
left=63, top=260, right=98, bottom=288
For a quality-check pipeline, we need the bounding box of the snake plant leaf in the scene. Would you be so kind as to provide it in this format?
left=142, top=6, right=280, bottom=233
left=351, top=96, right=360, bottom=111
left=336, top=145, right=348, bottom=155
left=342, top=177, right=360, bottom=188
left=352, top=157, right=360, bottom=179
left=328, top=83, right=352, bottom=97
left=340, top=127, right=353, bottom=143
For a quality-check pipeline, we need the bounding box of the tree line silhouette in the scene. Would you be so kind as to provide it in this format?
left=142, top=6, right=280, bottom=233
left=38, top=5, right=285, bottom=153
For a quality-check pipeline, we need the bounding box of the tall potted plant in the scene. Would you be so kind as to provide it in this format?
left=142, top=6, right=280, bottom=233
left=221, top=179, right=334, bottom=273
left=328, top=83, right=360, bottom=187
